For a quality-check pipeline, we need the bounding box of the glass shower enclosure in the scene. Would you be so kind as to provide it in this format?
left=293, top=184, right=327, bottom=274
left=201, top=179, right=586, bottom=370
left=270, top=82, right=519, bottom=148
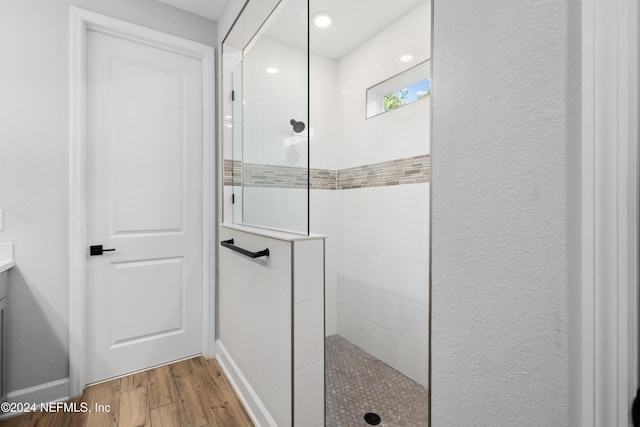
left=222, top=0, right=309, bottom=235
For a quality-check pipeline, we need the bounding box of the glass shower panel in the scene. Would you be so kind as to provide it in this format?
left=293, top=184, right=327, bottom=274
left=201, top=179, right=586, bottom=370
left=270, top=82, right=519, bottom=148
left=240, top=1, right=309, bottom=234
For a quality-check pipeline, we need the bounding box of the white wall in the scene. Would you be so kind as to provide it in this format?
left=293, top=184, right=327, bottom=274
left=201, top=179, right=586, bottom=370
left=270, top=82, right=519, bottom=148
left=310, top=1, right=431, bottom=387
left=431, top=0, right=581, bottom=425
left=0, top=0, right=215, bottom=396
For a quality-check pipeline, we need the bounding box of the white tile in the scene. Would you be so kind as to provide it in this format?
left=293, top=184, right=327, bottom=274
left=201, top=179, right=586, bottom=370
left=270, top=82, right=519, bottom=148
left=342, top=220, right=360, bottom=251
left=395, top=222, right=429, bottom=264
left=326, top=247, right=338, bottom=278
left=352, top=282, right=377, bottom=324
left=294, top=361, right=324, bottom=427
left=310, top=190, right=333, bottom=221
left=336, top=248, right=345, bottom=277
left=394, top=260, right=429, bottom=304
left=343, top=280, right=360, bottom=314
left=342, top=190, right=357, bottom=220
left=347, top=313, right=379, bottom=358
left=393, top=184, right=430, bottom=224
left=372, top=185, right=397, bottom=222
left=359, top=253, right=382, bottom=289
left=359, top=320, right=381, bottom=359
left=333, top=218, right=344, bottom=249
left=323, top=219, right=338, bottom=249
left=343, top=250, right=366, bottom=282
left=325, top=275, right=338, bottom=308
left=376, top=327, right=400, bottom=370
left=337, top=277, right=348, bottom=309
left=372, top=257, right=400, bottom=295
left=397, top=298, right=429, bottom=347
left=295, top=299, right=324, bottom=370
left=294, top=239, right=324, bottom=303
left=398, top=336, right=429, bottom=387
left=358, top=220, right=380, bottom=255
left=358, top=188, right=378, bottom=222
left=377, top=292, right=399, bottom=333
left=375, top=222, right=398, bottom=258
left=325, top=306, right=337, bottom=336
left=337, top=307, right=355, bottom=342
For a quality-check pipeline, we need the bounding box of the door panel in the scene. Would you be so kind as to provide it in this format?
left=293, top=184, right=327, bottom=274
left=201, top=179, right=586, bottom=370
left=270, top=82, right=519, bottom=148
left=111, top=59, right=185, bottom=233
left=86, top=30, right=203, bottom=384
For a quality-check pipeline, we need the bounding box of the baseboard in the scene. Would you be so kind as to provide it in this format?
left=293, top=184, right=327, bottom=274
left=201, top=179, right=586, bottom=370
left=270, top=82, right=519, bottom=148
left=0, top=378, right=69, bottom=420
left=216, top=340, right=277, bottom=427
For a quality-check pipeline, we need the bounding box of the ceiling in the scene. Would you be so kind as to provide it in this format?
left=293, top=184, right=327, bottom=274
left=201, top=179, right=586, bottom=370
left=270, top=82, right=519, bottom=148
left=267, top=0, right=426, bottom=59
left=158, top=0, right=426, bottom=60
left=154, top=0, right=230, bottom=21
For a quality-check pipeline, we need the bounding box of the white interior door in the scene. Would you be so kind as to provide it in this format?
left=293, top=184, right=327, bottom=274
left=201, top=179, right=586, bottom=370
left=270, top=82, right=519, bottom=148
left=86, top=29, right=203, bottom=384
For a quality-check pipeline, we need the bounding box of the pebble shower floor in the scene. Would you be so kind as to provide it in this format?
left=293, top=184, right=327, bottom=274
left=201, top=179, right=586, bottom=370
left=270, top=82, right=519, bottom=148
left=325, top=335, right=429, bottom=426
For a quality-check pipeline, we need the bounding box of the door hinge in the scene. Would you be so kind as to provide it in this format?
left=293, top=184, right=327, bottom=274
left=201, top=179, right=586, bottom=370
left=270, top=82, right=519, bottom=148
left=231, top=90, right=235, bottom=101
left=232, top=194, right=235, bottom=204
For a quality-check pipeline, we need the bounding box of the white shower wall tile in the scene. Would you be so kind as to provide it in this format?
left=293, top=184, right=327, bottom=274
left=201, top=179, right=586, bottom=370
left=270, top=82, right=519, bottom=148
left=396, top=222, right=430, bottom=265
left=326, top=275, right=338, bottom=308
left=377, top=292, right=399, bottom=333
left=325, top=306, right=337, bottom=336
left=397, top=299, right=429, bottom=347
left=325, top=247, right=338, bottom=278
left=376, top=326, right=400, bottom=371
left=337, top=112, right=430, bottom=170
left=398, top=336, right=429, bottom=388
left=369, top=256, right=398, bottom=293
left=243, top=187, right=307, bottom=233
left=294, top=298, right=324, bottom=370
left=394, top=260, right=429, bottom=304
left=310, top=54, right=341, bottom=143
left=293, top=361, right=325, bottom=427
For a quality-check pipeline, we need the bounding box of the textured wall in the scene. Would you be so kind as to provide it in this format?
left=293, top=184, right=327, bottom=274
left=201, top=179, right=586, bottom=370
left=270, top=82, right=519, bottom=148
left=0, top=0, right=215, bottom=394
left=431, top=0, right=581, bottom=425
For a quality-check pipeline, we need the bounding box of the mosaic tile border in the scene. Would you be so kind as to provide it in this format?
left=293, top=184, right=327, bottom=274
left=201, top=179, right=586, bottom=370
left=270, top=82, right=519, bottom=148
left=223, top=154, right=431, bottom=189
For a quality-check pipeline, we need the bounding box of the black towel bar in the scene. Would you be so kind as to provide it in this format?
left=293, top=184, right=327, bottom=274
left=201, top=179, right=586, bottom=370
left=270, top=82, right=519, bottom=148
left=220, top=239, right=270, bottom=258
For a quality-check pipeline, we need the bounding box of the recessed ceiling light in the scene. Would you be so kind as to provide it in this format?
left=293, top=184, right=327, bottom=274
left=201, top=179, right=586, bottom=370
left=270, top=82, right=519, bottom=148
left=313, top=12, right=332, bottom=28
left=400, top=54, right=413, bottom=62
left=266, top=67, right=279, bottom=74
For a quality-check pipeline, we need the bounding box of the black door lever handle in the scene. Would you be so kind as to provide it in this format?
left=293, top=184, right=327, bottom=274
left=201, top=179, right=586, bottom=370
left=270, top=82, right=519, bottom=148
left=90, top=245, right=116, bottom=256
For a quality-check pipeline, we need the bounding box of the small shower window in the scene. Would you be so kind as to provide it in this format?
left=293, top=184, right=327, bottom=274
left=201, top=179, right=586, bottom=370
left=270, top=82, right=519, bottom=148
left=366, top=59, right=430, bottom=118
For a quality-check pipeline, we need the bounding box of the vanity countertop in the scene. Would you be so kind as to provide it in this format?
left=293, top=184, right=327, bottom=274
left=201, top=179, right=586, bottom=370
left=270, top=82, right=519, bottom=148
left=0, top=242, right=14, bottom=274
left=0, top=260, right=14, bottom=274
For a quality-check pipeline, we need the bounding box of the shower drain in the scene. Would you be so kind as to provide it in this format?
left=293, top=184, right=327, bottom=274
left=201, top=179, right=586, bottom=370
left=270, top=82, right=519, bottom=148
left=364, top=412, right=382, bottom=425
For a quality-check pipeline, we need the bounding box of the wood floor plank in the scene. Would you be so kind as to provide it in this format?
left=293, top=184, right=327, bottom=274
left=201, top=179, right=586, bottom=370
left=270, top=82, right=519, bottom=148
left=118, top=387, right=149, bottom=427
left=120, top=372, right=148, bottom=393
left=203, top=361, right=253, bottom=427
left=0, top=412, right=29, bottom=427
left=149, top=403, right=181, bottom=427
left=2, top=357, right=252, bottom=427
left=18, top=408, right=71, bottom=427
left=146, top=365, right=178, bottom=410
left=169, top=360, right=198, bottom=379
left=80, top=378, right=120, bottom=427
left=187, top=357, right=206, bottom=371
left=171, top=365, right=213, bottom=427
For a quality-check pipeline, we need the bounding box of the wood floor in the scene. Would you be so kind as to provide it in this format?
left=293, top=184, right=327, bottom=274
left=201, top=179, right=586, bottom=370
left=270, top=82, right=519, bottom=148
left=1, top=357, right=253, bottom=427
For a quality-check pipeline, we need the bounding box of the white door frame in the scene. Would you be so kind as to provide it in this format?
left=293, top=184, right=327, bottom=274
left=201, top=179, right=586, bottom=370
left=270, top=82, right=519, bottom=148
left=69, top=6, right=216, bottom=398
left=582, top=0, right=639, bottom=425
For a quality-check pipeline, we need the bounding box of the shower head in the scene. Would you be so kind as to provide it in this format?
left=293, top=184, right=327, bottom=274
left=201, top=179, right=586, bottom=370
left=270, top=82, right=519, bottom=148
left=290, top=119, right=306, bottom=134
